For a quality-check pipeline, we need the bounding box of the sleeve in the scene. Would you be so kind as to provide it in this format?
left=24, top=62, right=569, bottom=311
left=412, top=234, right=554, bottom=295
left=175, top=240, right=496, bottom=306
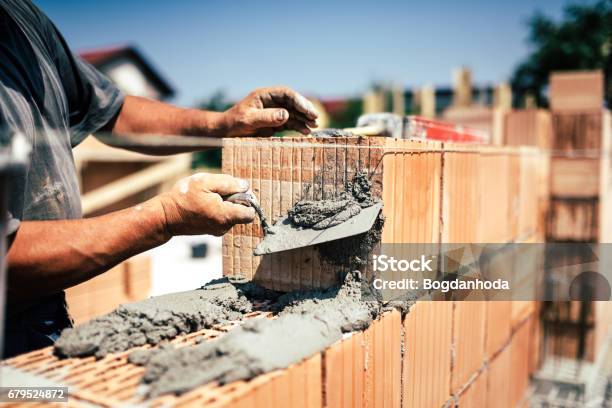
left=66, top=57, right=125, bottom=146
left=40, top=14, right=125, bottom=147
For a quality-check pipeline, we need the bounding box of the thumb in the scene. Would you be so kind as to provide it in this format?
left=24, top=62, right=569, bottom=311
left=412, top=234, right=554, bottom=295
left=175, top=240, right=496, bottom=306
left=247, top=108, right=288, bottom=128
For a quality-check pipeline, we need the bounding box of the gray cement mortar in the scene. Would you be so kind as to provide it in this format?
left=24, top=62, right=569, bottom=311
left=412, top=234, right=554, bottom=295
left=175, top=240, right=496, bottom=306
left=130, top=271, right=381, bottom=397
left=54, top=277, right=279, bottom=359
left=287, top=171, right=385, bottom=268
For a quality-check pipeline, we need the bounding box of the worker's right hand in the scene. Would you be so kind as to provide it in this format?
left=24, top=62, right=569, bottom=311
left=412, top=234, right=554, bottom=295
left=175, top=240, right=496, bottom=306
left=157, top=173, right=256, bottom=237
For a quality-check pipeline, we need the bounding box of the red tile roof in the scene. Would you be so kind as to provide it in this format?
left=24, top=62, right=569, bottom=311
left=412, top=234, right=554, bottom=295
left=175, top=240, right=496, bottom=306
left=79, top=45, right=130, bottom=65
left=78, top=45, right=175, bottom=100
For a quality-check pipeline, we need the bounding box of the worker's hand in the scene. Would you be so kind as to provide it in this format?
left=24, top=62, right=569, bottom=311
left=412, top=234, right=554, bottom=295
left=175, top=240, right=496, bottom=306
left=158, top=173, right=256, bottom=237
left=222, top=86, right=319, bottom=137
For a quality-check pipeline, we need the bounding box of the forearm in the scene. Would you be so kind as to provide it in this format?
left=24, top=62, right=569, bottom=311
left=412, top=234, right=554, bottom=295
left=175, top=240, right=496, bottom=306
left=7, top=198, right=169, bottom=300
left=105, top=96, right=227, bottom=154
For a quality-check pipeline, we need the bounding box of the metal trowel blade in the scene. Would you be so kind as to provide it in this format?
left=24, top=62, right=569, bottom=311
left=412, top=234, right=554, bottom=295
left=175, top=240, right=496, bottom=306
left=254, top=202, right=382, bottom=256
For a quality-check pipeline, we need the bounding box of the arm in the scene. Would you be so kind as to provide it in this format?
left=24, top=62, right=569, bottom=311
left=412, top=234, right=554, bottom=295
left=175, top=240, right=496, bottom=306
left=7, top=173, right=254, bottom=300
left=104, top=87, right=318, bottom=154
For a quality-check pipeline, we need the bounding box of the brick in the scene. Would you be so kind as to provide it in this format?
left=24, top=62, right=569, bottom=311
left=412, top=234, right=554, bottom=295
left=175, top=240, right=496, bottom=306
left=221, top=139, right=235, bottom=278
left=511, top=301, right=535, bottom=329
left=323, top=310, right=401, bottom=408
left=478, top=146, right=511, bottom=243
left=549, top=70, right=604, bottom=112
left=451, top=301, right=486, bottom=393
left=503, top=109, right=552, bottom=148
left=546, top=198, right=598, bottom=241
left=224, top=354, right=323, bottom=408
left=485, top=301, right=511, bottom=357
left=324, top=332, right=365, bottom=408
left=509, top=319, right=530, bottom=408
left=457, top=369, right=487, bottom=408
left=124, top=254, right=151, bottom=301
left=518, top=149, right=546, bottom=240
left=486, top=344, right=511, bottom=408
left=552, top=110, right=605, bottom=151
left=527, top=311, right=542, bottom=374
left=551, top=157, right=601, bottom=198
left=363, top=309, right=402, bottom=408
left=441, top=144, right=480, bottom=243
left=402, top=301, right=453, bottom=408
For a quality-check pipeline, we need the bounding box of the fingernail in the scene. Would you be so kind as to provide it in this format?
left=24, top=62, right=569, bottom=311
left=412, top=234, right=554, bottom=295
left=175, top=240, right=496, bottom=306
left=238, top=178, right=249, bottom=191
left=276, top=110, right=287, bottom=121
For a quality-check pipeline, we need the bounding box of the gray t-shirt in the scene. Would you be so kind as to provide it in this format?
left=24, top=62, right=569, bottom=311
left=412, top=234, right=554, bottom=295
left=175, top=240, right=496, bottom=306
left=0, top=0, right=124, bottom=311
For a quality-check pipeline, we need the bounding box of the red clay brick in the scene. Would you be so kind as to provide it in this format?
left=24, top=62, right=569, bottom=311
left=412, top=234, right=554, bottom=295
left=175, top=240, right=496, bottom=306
left=485, top=301, right=512, bottom=357
left=510, top=319, right=530, bottom=408
left=451, top=301, right=486, bottom=394
left=457, top=369, right=487, bottom=408
left=487, top=343, right=511, bottom=408
left=402, top=301, right=453, bottom=408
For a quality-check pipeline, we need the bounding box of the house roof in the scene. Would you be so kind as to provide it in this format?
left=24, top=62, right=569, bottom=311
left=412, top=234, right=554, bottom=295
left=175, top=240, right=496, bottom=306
left=79, top=45, right=175, bottom=100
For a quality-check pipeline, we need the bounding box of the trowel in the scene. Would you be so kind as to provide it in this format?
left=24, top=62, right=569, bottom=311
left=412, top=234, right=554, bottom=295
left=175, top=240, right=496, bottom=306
left=252, top=201, right=383, bottom=256
left=227, top=190, right=382, bottom=256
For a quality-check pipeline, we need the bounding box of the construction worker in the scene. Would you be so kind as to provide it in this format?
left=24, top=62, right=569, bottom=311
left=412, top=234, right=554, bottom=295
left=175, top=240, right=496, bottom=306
left=0, top=0, right=317, bottom=357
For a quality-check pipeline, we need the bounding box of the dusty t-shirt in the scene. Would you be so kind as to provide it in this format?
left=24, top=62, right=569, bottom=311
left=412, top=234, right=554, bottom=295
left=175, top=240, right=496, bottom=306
left=0, top=0, right=124, bottom=318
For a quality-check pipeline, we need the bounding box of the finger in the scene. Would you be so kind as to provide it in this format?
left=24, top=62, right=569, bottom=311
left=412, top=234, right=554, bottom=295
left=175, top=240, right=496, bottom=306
left=268, top=87, right=318, bottom=120
left=199, top=173, right=250, bottom=196
left=287, top=110, right=318, bottom=128
left=282, top=118, right=311, bottom=135
left=222, top=202, right=256, bottom=224
left=247, top=108, right=288, bottom=128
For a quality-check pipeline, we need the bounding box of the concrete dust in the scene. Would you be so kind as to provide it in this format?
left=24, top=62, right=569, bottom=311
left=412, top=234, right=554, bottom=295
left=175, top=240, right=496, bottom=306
left=54, top=277, right=277, bottom=359
left=311, top=129, right=355, bottom=138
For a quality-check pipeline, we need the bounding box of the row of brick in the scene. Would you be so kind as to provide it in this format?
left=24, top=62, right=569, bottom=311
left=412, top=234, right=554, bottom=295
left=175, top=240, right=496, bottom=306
left=211, top=301, right=538, bottom=408
left=222, top=137, right=549, bottom=291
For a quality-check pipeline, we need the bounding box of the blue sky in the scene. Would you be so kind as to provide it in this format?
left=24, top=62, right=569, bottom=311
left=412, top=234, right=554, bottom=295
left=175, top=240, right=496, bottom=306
left=36, top=0, right=570, bottom=107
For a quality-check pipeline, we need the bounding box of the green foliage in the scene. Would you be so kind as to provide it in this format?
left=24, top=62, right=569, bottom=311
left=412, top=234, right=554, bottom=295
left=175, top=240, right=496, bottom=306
left=192, top=90, right=233, bottom=169
left=511, top=0, right=611, bottom=107
left=329, top=98, right=363, bottom=129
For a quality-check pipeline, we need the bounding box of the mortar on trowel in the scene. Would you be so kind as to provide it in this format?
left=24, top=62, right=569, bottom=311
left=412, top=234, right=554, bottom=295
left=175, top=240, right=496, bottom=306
left=228, top=189, right=382, bottom=256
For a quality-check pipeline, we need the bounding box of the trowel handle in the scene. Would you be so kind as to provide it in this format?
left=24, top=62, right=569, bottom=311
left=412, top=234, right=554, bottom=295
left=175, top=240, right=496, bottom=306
left=223, top=191, right=258, bottom=207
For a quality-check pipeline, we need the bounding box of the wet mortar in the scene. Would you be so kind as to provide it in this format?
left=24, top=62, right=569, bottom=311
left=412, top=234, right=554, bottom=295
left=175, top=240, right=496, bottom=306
left=54, top=277, right=279, bottom=359
left=129, top=271, right=380, bottom=397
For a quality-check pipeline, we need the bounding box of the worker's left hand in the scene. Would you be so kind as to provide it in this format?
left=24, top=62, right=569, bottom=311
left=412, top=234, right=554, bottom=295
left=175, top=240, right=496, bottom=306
left=222, top=87, right=318, bottom=137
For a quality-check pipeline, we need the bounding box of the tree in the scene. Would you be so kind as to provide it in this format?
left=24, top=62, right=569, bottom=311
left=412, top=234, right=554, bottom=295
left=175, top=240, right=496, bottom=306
left=511, top=0, right=611, bottom=107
